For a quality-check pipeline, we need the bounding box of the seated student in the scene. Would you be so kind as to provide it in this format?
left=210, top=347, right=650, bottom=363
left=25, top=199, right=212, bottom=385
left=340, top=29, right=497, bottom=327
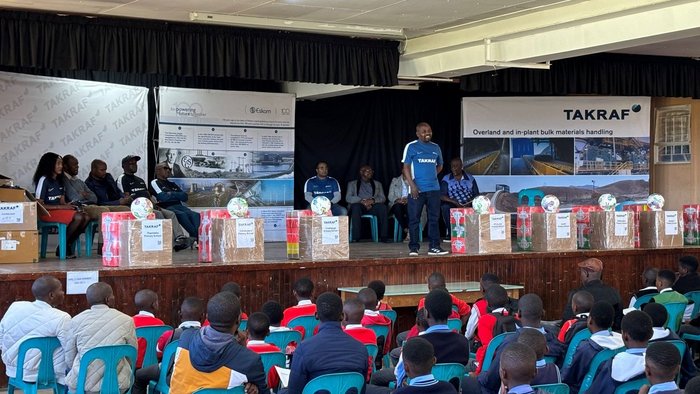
left=368, top=280, right=393, bottom=311
left=561, top=301, right=623, bottom=393
left=584, top=310, right=654, bottom=394
left=473, top=285, right=517, bottom=375
left=498, top=342, right=539, bottom=394
left=652, top=270, right=689, bottom=305
left=558, top=290, right=594, bottom=344
left=262, top=300, right=291, bottom=333
left=389, top=308, right=429, bottom=367
left=203, top=282, right=249, bottom=327
left=638, top=341, right=683, bottom=394
left=133, top=296, right=205, bottom=394
left=517, top=329, right=560, bottom=385
left=359, top=288, right=393, bottom=357
left=170, top=292, right=267, bottom=393
left=629, top=267, right=659, bottom=309
left=642, top=302, right=697, bottom=387
left=466, top=273, right=500, bottom=341
left=132, top=289, right=165, bottom=369
left=282, top=277, right=317, bottom=334
left=246, top=312, right=282, bottom=390
left=672, top=255, right=700, bottom=295
left=0, top=276, right=71, bottom=386
left=343, top=298, right=378, bottom=345
left=393, top=337, right=457, bottom=394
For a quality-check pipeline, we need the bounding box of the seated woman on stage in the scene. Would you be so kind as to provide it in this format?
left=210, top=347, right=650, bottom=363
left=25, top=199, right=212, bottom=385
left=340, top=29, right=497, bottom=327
left=33, top=152, right=91, bottom=259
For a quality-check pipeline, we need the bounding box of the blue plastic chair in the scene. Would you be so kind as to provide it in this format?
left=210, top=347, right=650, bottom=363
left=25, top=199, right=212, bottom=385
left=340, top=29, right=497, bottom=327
left=532, top=383, right=570, bottom=394
left=563, top=329, right=592, bottom=368
left=662, top=302, right=688, bottom=332
left=431, top=363, right=465, bottom=391
left=378, top=310, right=397, bottom=325
left=136, top=325, right=172, bottom=368
left=517, top=188, right=545, bottom=207
left=447, top=318, right=462, bottom=333
left=193, top=387, right=244, bottom=394
left=685, top=291, right=700, bottom=318
left=666, top=339, right=686, bottom=384
left=578, top=347, right=625, bottom=393
left=365, top=324, right=390, bottom=352
left=71, top=344, right=137, bottom=394
left=365, top=343, right=379, bottom=372
left=8, top=336, right=64, bottom=394
left=239, top=319, right=248, bottom=332
left=259, top=351, right=286, bottom=389
left=76, top=220, right=99, bottom=257
left=265, top=330, right=302, bottom=351
left=38, top=221, right=68, bottom=260
left=301, top=372, right=365, bottom=394
left=614, top=377, right=648, bottom=394
left=149, top=339, right=179, bottom=394
left=288, top=315, right=320, bottom=340
left=480, top=331, right=516, bottom=374
left=633, top=293, right=659, bottom=309
left=350, top=214, right=378, bottom=242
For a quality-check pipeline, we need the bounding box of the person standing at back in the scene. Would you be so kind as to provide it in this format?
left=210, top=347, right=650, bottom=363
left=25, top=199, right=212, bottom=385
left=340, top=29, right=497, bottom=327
left=402, top=122, right=449, bottom=257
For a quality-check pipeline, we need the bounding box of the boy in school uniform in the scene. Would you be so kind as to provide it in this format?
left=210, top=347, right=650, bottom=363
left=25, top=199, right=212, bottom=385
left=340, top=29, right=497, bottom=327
left=393, top=337, right=457, bottom=394
left=498, top=342, right=541, bottom=394
left=639, top=342, right=683, bottom=394
left=628, top=267, right=659, bottom=309
left=359, top=288, right=393, bottom=357
left=652, top=270, right=689, bottom=305
left=282, top=278, right=317, bottom=334
left=246, top=312, right=282, bottom=390
left=368, top=280, right=393, bottom=311
left=558, top=290, right=594, bottom=344
left=132, top=289, right=165, bottom=369
left=343, top=298, right=378, bottom=345
left=202, top=282, right=249, bottom=327
left=473, top=285, right=517, bottom=375
left=517, top=330, right=560, bottom=385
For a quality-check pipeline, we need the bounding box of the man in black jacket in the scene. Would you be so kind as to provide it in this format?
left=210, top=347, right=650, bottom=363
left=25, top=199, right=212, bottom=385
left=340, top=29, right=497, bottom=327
left=673, top=256, right=700, bottom=295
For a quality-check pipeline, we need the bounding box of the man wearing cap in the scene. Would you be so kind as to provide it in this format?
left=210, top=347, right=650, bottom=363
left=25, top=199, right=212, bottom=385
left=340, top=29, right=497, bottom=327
left=116, top=155, right=193, bottom=251
left=150, top=162, right=200, bottom=243
left=561, top=258, right=623, bottom=331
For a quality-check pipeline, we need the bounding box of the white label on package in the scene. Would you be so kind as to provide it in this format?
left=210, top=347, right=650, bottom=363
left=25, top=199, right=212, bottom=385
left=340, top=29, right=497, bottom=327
left=321, top=217, right=340, bottom=245
left=614, top=212, right=629, bottom=236
left=66, top=271, right=99, bottom=295
left=141, top=220, right=163, bottom=251
left=0, top=203, right=23, bottom=224
left=556, top=213, right=571, bottom=239
left=665, top=211, right=679, bottom=235
left=1, top=239, right=18, bottom=250
left=489, top=214, right=506, bottom=240
left=235, top=218, right=256, bottom=248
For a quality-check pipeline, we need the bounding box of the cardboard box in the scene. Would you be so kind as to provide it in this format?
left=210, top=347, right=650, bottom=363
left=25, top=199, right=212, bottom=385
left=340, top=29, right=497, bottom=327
left=531, top=212, right=577, bottom=252
left=103, top=219, right=172, bottom=267
left=639, top=211, right=683, bottom=248
left=589, top=211, right=635, bottom=250
left=298, top=216, right=349, bottom=260
left=622, top=204, right=648, bottom=248
left=683, top=205, right=700, bottom=245
left=0, top=202, right=37, bottom=231
left=0, top=231, right=38, bottom=263
left=516, top=206, right=544, bottom=251
left=209, top=218, right=265, bottom=263
left=0, top=187, right=26, bottom=202
left=572, top=205, right=601, bottom=249
left=198, top=209, right=231, bottom=262
left=286, top=210, right=314, bottom=259
left=464, top=213, right=511, bottom=254
left=450, top=207, right=496, bottom=254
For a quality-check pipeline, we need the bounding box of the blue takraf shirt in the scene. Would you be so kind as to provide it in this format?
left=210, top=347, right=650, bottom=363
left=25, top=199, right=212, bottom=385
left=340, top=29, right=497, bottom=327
left=304, top=176, right=341, bottom=200
left=402, top=140, right=443, bottom=192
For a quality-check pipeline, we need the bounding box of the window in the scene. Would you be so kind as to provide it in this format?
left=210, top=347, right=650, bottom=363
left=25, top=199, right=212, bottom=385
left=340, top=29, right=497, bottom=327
left=654, top=105, right=691, bottom=164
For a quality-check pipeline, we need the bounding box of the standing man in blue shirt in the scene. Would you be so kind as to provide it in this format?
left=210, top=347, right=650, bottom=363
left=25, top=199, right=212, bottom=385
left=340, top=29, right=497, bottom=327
left=440, top=157, right=479, bottom=241
left=304, top=161, right=347, bottom=216
left=402, top=122, right=448, bottom=256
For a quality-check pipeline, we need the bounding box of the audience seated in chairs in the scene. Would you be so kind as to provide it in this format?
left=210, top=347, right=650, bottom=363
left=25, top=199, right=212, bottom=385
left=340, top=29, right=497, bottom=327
left=472, top=284, right=517, bottom=375
left=562, top=258, right=623, bottom=331
left=359, top=288, right=393, bottom=357
left=639, top=341, right=683, bottom=394
left=246, top=312, right=283, bottom=390
left=393, top=337, right=457, bottom=394
left=558, top=290, right=594, bottom=345
left=517, top=329, right=561, bottom=386
left=498, top=342, right=540, bottom=394
left=629, top=267, right=659, bottom=309
left=131, top=289, right=165, bottom=369
left=368, top=280, right=393, bottom=311
left=281, top=278, right=317, bottom=337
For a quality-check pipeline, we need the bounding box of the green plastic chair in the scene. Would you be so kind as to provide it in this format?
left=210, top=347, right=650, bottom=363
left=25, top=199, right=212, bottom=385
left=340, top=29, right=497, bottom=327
left=71, top=344, right=137, bottom=394
left=665, top=339, right=686, bottom=384
left=378, top=310, right=397, bottom=325
left=350, top=215, right=378, bottom=242
left=685, top=291, right=700, bottom=318
left=517, top=188, right=545, bottom=207
left=288, top=315, right=320, bottom=340
left=136, top=325, right=173, bottom=368
left=661, top=302, right=687, bottom=332
left=265, top=330, right=302, bottom=351
left=8, top=336, right=64, bottom=394
left=364, top=324, right=390, bottom=354
left=614, top=377, right=648, bottom=394
left=259, top=351, right=286, bottom=389
left=38, top=221, right=69, bottom=260
left=149, top=339, right=179, bottom=394
left=365, top=343, right=379, bottom=372
left=563, top=329, right=592, bottom=368
left=447, top=318, right=462, bottom=332
left=239, top=319, right=248, bottom=332
left=532, top=383, right=570, bottom=394
left=480, top=331, right=516, bottom=374
left=301, top=372, right=365, bottom=394
left=193, top=387, right=244, bottom=394
left=633, top=293, right=659, bottom=309
left=76, top=220, right=99, bottom=257
left=578, top=347, right=625, bottom=393
left=431, top=363, right=465, bottom=391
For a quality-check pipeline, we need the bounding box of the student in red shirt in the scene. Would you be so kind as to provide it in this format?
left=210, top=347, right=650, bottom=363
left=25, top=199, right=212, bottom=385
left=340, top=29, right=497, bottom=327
left=473, top=285, right=517, bottom=375
left=246, top=312, right=282, bottom=390
left=132, top=289, right=165, bottom=369
left=368, top=280, right=393, bottom=311
left=466, top=273, right=501, bottom=340
left=282, top=277, right=317, bottom=337
left=359, top=288, right=393, bottom=358
left=343, top=298, right=378, bottom=345
left=558, top=290, right=594, bottom=344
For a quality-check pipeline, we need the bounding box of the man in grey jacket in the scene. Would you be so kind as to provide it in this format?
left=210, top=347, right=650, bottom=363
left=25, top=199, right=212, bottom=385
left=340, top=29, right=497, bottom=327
left=346, top=164, right=389, bottom=242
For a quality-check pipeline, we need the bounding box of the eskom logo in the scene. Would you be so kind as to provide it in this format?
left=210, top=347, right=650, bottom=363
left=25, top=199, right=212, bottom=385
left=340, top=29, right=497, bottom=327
left=563, top=104, right=641, bottom=120
left=249, top=107, right=272, bottom=114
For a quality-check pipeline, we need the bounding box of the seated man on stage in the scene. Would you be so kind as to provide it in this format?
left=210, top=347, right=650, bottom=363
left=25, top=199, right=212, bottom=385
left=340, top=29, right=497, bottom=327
left=304, top=160, right=347, bottom=216
left=346, top=164, right=389, bottom=242
left=440, top=157, right=479, bottom=241
left=150, top=162, right=200, bottom=242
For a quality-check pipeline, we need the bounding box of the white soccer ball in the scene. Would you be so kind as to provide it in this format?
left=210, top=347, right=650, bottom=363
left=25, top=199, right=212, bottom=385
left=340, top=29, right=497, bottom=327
left=310, top=196, right=331, bottom=216
left=646, top=193, right=665, bottom=211
left=541, top=195, right=560, bottom=213
left=130, top=197, right=154, bottom=220
left=598, top=194, right=617, bottom=211
left=472, top=195, right=491, bottom=214
left=227, top=197, right=249, bottom=218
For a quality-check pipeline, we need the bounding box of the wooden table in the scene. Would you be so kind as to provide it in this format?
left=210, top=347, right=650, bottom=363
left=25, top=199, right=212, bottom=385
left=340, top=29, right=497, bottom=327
left=338, top=281, right=524, bottom=308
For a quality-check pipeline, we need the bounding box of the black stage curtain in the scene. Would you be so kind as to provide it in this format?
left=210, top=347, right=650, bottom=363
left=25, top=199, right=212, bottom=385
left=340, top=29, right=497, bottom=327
left=0, top=10, right=400, bottom=86
left=294, top=86, right=465, bottom=209
left=461, top=53, right=700, bottom=98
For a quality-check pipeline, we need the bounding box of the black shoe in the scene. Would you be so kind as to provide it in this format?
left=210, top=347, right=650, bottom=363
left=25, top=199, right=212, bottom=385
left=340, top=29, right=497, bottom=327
left=173, top=243, right=189, bottom=252
left=409, top=249, right=419, bottom=257
left=428, top=247, right=449, bottom=256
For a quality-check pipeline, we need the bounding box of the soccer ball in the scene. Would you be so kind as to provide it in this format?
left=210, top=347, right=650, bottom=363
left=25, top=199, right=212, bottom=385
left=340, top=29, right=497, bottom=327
left=598, top=194, right=617, bottom=211
left=310, top=196, right=331, bottom=216
left=472, top=195, right=491, bottom=214
left=227, top=197, right=249, bottom=218
left=647, top=193, right=665, bottom=211
left=541, top=195, right=560, bottom=213
left=130, top=197, right=154, bottom=220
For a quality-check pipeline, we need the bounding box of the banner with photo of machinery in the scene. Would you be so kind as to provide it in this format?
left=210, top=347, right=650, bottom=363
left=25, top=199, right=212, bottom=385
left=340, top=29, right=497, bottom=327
left=157, top=87, right=295, bottom=241
left=462, top=96, right=650, bottom=212
left=0, top=71, right=149, bottom=189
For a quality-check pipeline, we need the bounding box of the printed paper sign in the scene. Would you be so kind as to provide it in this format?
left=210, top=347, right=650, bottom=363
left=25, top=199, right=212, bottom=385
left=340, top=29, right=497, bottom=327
left=614, top=212, right=629, bottom=236
left=665, top=211, right=679, bottom=235
left=1, top=239, right=18, bottom=250
left=556, top=213, right=571, bottom=239
left=235, top=218, right=256, bottom=248
left=141, top=220, right=164, bottom=251
left=66, top=271, right=99, bottom=295
left=489, top=214, right=506, bottom=240
left=0, top=204, right=23, bottom=224
left=321, top=217, right=340, bottom=245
